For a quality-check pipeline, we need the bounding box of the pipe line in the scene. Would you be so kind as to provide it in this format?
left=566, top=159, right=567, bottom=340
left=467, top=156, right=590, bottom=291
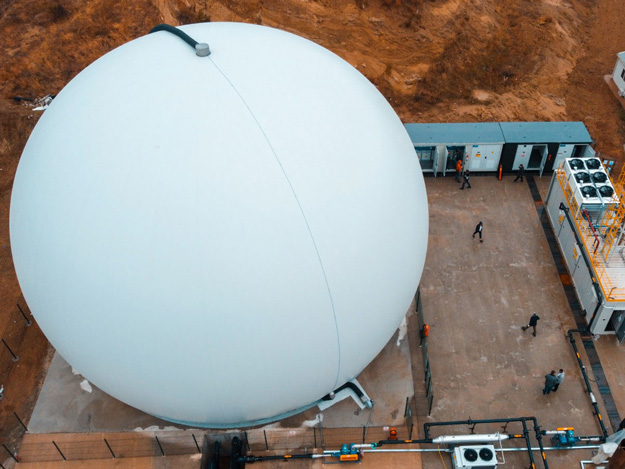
left=322, top=381, right=373, bottom=408
left=423, top=416, right=548, bottom=468
left=149, top=24, right=211, bottom=57
left=318, top=445, right=603, bottom=454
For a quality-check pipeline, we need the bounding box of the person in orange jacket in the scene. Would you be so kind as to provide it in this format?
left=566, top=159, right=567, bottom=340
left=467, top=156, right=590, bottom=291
left=455, top=159, right=463, bottom=182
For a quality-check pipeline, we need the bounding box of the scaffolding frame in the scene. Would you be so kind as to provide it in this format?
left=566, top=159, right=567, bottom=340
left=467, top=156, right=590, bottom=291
left=555, top=164, right=625, bottom=302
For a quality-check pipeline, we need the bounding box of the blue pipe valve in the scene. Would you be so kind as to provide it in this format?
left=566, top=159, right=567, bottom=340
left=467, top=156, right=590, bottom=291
left=551, top=430, right=580, bottom=447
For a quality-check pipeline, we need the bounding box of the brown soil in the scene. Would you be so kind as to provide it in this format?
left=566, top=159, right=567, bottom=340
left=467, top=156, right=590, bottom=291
left=1, top=0, right=625, bottom=462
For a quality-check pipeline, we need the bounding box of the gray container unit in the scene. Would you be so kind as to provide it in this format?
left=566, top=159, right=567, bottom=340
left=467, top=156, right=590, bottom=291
left=499, top=122, right=593, bottom=176
left=404, top=123, right=504, bottom=176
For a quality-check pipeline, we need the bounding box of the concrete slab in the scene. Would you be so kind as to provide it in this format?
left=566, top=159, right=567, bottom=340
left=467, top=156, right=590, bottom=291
left=29, top=353, right=173, bottom=433
left=417, top=174, right=619, bottom=468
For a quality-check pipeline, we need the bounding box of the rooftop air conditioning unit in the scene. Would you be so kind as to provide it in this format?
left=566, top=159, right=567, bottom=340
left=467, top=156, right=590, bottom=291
left=591, top=170, right=608, bottom=184
left=452, top=445, right=497, bottom=468
left=596, top=184, right=619, bottom=205
left=584, top=157, right=602, bottom=170
left=565, top=158, right=584, bottom=181
left=572, top=182, right=603, bottom=208
left=573, top=171, right=591, bottom=185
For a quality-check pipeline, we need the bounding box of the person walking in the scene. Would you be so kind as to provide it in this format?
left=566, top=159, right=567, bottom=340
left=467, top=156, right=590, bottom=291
left=543, top=370, right=558, bottom=395
left=522, top=313, right=540, bottom=336
left=472, top=221, right=483, bottom=242
left=460, top=170, right=471, bottom=189
left=455, top=159, right=463, bottom=182
left=514, top=164, right=525, bottom=182
left=552, top=369, right=565, bottom=392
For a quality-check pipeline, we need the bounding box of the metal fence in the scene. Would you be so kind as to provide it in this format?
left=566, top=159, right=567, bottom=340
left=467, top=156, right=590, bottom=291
left=14, top=425, right=410, bottom=463
left=414, top=288, right=434, bottom=416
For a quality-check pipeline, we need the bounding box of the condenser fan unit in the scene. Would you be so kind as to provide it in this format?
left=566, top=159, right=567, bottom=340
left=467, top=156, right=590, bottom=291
left=574, top=172, right=590, bottom=184
left=464, top=448, right=478, bottom=462
left=453, top=445, right=498, bottom=468
left=581, top=186, right=597, bottom=198
left=584, top=158, right=601, bottom=170
left=599, top=185, right=614, bottom=197
left=592, top=172, right=607, bottom=183
left=480, top=447, right=494, bottom=460
left=568, top=159, right=584, bottom=170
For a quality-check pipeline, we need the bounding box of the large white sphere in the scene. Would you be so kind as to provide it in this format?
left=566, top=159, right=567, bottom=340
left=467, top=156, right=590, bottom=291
left=10, top=22, right=428, bottom=427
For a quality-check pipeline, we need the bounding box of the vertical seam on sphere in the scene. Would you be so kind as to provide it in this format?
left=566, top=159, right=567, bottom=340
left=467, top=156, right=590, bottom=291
left=209, top=57, right=343, bottom=388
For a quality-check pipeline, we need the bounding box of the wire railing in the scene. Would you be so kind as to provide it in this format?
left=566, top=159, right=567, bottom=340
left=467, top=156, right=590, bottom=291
left=13, top=425, right=409, bottom=463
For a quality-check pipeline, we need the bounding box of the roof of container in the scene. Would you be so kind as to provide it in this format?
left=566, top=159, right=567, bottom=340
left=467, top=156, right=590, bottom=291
left=404, top=122, right=504, bottom=145
left=618, top=51, right=625, bottom=62
left=498, top=121, right=592, bottom=143
left=404, top=121, right=592, bottom=145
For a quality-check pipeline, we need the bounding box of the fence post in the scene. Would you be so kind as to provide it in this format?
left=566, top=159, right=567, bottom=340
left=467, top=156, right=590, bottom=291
left=1, top=444, right=19, bottom=463
left=263, top=430, right=269, bottom=450
left=244, top=431, right=250, bottom=452
left=17, top=303, right=32, bottom=326
left=192, top=433, right=201, bottom=453
left=155, top=436, right=165, bottom=456
left=104, top=438, right=115, bottom=458
left=52, top=441, right=66, bottom=461
left=1, top=339, right=18, bottom=362
left=14, top=411, right=28, bottom=432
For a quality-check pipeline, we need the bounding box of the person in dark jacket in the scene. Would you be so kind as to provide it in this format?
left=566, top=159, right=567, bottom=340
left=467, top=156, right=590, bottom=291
left=472, top=221, right=483, bottom=242
left=460, top=170, right=471, bottom=189
left=514, top=164, right=525, bottom=182
left=543, top=370, right=558, bottom=395
left=522, top=313, right=540, bottom=336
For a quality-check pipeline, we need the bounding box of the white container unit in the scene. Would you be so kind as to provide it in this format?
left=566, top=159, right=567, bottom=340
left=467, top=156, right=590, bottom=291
left=612, top=51, right=625, bottom=96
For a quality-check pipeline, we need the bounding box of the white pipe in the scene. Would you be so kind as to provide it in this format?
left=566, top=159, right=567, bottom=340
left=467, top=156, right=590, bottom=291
left=323, top=445, right=602, bottom=455
left=351, top=444, right=376, bottom=449
left=431, top=433, right=510, bottom=444
left=581, top=460, right=607, bottom=468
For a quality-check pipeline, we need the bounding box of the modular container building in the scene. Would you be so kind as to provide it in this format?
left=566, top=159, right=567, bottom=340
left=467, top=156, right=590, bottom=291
left=405, top=122, right=593, bottom=177
left=404, top=122, right=503, bottom=176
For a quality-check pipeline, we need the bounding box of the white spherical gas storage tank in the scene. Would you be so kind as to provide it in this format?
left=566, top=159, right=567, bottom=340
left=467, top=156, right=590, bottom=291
left=10, top=22, right=428, bottom=427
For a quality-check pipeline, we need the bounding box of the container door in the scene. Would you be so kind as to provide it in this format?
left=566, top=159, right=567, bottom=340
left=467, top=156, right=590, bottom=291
left=415, top=146, right=434, bottom=171
left=432, top=146, right=439, bottom=177
left=527, top=145, right=547, bottom=170
left=554, top=144, right=573, bottom=170
left=583, top=145, right=596, bottom=158
left=481, top=144, right=502, bottom=171
left=513, top=145, right=531, bottom=170
left=538, top=145, right=549, bottom=177
left=611, top=310, right=625, bottom=343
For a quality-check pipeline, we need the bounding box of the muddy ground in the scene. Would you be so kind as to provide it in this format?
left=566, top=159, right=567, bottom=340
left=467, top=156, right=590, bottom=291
left=1, top=0, right=625, bottom=458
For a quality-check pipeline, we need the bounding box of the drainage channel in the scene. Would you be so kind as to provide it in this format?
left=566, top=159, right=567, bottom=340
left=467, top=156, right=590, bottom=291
left=526, top=174, right=621, bottom=432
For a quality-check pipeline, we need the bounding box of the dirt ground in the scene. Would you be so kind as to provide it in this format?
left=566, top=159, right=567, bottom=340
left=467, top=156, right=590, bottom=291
left=1, top=0, right=625, bottom=464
